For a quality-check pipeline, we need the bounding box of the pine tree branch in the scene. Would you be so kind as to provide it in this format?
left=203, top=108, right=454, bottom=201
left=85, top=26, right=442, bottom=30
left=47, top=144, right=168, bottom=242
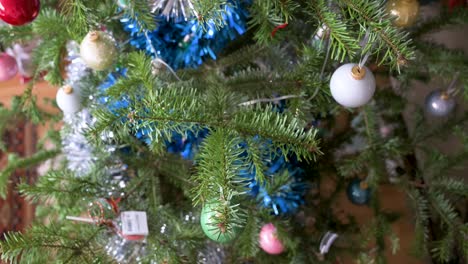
left=0, top=149, right=61, bottom=199
left=339, top=0, right=415, bottom=68
left=307, top=0, right=360, bottom=62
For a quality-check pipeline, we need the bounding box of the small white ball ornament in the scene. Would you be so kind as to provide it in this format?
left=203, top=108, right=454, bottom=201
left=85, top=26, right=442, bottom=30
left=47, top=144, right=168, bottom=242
left=80, top=31, right=117, bottom=71
left=56, top=84, right=82, bottom=114
left=330, top=63, right=376, bottom=108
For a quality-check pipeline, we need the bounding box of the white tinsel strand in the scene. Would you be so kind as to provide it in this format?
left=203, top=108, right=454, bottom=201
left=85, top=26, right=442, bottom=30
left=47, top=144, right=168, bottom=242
left=197, top=242, right=226, bottom=264
left=61, top=41, right=129, bottom=178
left=150, top=0, right=197, bottom=21
left=62, top=108, right=97, bottom=176
left=103, top=162, right=131, bottom=198
left=105, top=234, right=150, bottom=264
left=61, top=107, right=129, bottom=182
left=65, top=41, right=91, bottom=86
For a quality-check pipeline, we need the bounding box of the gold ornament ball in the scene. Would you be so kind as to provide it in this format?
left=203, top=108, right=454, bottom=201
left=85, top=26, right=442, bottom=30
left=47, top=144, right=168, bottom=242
left=80, top=31, right=117, bottom=71
left=386, top=0, right=420, bottom=28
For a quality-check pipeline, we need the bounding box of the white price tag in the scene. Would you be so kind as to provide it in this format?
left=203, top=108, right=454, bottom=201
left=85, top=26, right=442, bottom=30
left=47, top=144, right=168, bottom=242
left=121, top=211, right=149, bottom=236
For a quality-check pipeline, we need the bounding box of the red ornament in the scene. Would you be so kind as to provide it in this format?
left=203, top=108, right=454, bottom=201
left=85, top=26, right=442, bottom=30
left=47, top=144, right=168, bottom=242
left=0, top=0, right=40, bottom=26
left=0, top=53, right=18, bottom=81
left=447, top=0, right=466, bottom=12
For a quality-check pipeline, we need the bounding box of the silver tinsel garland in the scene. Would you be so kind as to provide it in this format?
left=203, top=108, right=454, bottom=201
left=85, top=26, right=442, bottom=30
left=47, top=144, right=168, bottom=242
left=197, top=242, right=226, bottom=264
left=104, top=233, right=150, bottom=264
left=61, top=41, right=128, bottom=180
left=65, top=41, right=90, bottom=88
left=62, top=108, right=97, bottom=176
left=61, top=42, right=94, bottom=174
left=150, top=0, right=197, bottom=21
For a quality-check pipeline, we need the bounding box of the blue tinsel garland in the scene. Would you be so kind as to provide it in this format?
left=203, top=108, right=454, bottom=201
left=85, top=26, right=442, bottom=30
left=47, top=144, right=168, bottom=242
left=237, top=144, right=308, bottom=215
left=96, top=69, right=208, bottom=160
left=120, top=2, right=248, bottom=69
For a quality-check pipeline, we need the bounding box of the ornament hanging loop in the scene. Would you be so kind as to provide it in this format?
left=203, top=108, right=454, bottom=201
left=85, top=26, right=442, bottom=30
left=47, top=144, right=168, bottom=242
left=360, top=180, right=369, bottom=190
left=87, top=198, right=121, bottom=227
left=446, top=72, right=460, bottom=96
left=141, top=29, right=182, bottom=82
left=351, top=65, right=366, bottom=80
left=319, top=231, right=339, bottom=255
left=358, top=51, right=371, bottom=70
left=358, top=28, right=374, bottom=70
left=89, top=31, right=99, bottom=42
left=63, top=84, right=74, bottom=94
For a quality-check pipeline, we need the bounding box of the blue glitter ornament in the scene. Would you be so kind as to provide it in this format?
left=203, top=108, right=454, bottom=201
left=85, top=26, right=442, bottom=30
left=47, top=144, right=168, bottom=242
left=346, top=179, right=371, bottom=205
left=120, top=1, right=248, bottom=69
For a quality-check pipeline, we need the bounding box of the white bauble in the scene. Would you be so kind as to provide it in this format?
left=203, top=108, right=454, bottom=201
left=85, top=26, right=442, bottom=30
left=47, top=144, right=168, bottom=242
left=80, top=31, right=117, bottom=71
left=330, top=63, right=376, bottom=108
left=56, top=85, right=82, bottom=114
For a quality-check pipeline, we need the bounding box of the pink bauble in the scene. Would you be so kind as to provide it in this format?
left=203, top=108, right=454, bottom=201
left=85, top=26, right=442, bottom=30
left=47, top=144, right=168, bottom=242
left=259, top=223, right=285, bottom=255
left=0, top=53, right=18, bottom=81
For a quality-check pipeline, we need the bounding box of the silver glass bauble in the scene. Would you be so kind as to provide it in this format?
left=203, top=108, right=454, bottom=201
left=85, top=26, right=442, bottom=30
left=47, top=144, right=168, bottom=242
left=424, top=90, right=456, bottom=117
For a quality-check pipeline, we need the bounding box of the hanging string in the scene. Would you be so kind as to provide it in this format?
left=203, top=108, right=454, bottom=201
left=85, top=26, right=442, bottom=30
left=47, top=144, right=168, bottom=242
left=446, top=72, right=460, bottom=96
left=319, top=37, right=332, bottom=79
left=238, top=94, right=302, bottom=106
left=271, top=23, right=289, bottom=38
left=307, top=35, right=332, bottom=102
left=319, top=231, right=339, bottom=255
left=358, top=51, right=371, bottom=69
left=310, top=0, right=335, bottom=101
left=154, top=58, right=182, bottom=81
left=142, top=30, right=182, bottom=81
left=358, top=29, right=373, bottom=69
left=87, top=198, right=120, bottom=227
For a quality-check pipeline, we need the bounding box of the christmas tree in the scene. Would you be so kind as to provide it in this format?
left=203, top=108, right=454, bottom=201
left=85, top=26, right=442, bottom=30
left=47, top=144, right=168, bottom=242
left=0, top=0, right=467, bottom=263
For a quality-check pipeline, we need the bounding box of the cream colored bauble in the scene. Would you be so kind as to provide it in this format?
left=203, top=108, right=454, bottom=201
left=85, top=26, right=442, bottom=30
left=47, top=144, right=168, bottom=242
left=386, top=0, right=420, bottom=28
left=56, top=84, right=82, bottom=114
left=330, top=63, right=376, bottom=108
left=80, top=31, right=117, bottom=71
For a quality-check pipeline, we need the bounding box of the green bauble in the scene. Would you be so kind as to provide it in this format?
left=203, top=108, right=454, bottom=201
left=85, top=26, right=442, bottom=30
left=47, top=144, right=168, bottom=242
left=200, top=202, right=240, bottom=243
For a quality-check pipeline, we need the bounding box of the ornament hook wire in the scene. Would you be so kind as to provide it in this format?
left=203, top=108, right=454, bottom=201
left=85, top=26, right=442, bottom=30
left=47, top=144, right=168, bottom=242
left=319, top=231, right=339, bottom=255
left=143, top=30, right=182, bottom=82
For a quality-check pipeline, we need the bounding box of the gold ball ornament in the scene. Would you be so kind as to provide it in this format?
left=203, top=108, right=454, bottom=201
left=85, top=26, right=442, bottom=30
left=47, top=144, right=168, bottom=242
left=386, top=0, right=420, bottom=28
left=80, top=31, right=117, bottom=71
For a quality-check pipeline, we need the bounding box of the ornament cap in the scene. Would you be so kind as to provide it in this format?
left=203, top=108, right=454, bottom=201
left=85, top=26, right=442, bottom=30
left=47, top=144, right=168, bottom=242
left=63, top=85, right=74, bottom=94
left=397, top=55, right=408, bottom=66
left=89, top=31, right=100, bottom=42
left=360, top=181, right=369, bottom=190
left=351, top=65, right=366, bottom=80
left=440, top=91, right=450, bottom=100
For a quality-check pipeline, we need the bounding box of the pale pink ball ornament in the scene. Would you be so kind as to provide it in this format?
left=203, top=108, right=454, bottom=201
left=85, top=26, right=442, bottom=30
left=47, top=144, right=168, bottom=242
left=259, top=223, right=285, bottom=255
left=0, top=53, right=18, bottom=81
